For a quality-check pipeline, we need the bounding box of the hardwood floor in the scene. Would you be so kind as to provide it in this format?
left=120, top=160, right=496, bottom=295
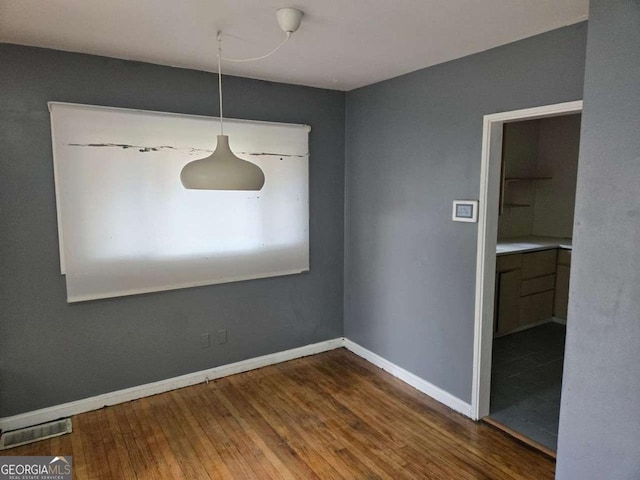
left=1, top=349, right=555, bottom=479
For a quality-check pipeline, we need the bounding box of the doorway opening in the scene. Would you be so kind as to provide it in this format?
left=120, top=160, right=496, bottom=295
left=471, top=101, right=583, bottom=455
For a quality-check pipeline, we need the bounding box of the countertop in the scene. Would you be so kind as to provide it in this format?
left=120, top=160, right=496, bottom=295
left=497, top=236, right=572, bottom=255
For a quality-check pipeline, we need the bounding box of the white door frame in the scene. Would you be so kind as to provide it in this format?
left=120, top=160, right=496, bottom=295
left=470, top=100, right=583, bottom=420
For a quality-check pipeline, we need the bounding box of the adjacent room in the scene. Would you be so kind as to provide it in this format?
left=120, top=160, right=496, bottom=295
left=489, top=113, right=581, bottom=453
left=1, top=1, right=639, bottom=479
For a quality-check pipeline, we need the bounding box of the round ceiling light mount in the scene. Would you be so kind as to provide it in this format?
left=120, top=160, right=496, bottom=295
left=277, top=8, right=303, bottom=34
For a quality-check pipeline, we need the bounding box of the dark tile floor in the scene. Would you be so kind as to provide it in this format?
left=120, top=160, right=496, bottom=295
left=489, top=322, right=566, bottom=451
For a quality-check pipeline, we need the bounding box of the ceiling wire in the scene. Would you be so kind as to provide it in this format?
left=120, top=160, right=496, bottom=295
left=217, top=31, right=224, bottom=135
left=221, top=32, right=292, bottom=63
left=215, top=28, right=290, bottom=134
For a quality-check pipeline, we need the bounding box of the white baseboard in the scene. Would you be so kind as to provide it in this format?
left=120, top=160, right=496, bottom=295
left=1, top=336, right=474, bottom=433
left=343, top=339, right=472, bottom=418
left=0, top=338, right=344, bottom=433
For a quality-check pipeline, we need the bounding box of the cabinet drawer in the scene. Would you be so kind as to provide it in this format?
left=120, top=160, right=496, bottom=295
left=557, top=249, right=572, bottom=266
left=520, top=290, right=554, bottom=326
left=497, top=253, right=523, bottom=272
left=522, top=249, right=557, bottom=279
left=496, top=270, right=521, bottom=335
left=521, top=274, right=555, bottom=297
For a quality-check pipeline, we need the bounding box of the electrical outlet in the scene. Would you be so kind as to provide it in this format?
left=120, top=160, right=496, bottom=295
left=216, top=329, right=228, bottom=344
left=200, top=333, right=210, bottom=349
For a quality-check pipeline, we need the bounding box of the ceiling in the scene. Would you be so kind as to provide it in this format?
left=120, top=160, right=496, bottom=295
left=0, top=0, right=588, bottom=91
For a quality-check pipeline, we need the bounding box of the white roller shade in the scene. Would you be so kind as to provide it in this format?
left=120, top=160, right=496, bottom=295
left=49, top=102, right=310, bottom=302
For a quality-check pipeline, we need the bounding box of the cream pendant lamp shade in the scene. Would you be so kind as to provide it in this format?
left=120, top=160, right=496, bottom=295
left=180, top=10, right=302, bottom=191
left=180, top=134, right=265, bottom=190
left=181, top=31, right=266, bottom=191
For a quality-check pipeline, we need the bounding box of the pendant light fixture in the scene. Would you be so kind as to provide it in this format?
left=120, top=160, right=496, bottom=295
left=181, top=8, right=304, bottom=191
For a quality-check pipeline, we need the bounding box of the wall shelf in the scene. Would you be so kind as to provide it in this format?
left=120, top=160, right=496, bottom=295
left=504, top=177, right=552, bottom=182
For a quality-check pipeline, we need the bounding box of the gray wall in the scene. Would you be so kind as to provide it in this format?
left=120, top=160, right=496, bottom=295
left=0, top=44, right=345, bottom=417
left=556, top=1, right=640, bottom=478
left=345, top=23, right=587, bottom=402
left=533, top=114, right=581, bottom=238
left=499, top=120, right=540, bottom=239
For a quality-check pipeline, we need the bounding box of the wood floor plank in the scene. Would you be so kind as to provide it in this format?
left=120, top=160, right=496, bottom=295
left=49, top=431, right=73, bottom=459
left=135, top=397, right=191, bottom=480
left=68, top=412, right=90, bottom=480
left=259, top=362, right=405, bottom=479
left=207, top=384, right=286, bottom=480
left=299, top=360, right=461, bottom=479
left=309, top=356, right=495, bottom=479
left=321, top=352, right=555, bottom=479
left=227, top=370, right=348, bottom=480
left=168, top=390, right=236, bottom=480
left=282, top=358, right=456, bottom=478
left=143, top=397, right=209, bottom=480
left=230, top=371, right=350, bottom=479
left=212, top=385, right=307, bottom=480
left=174, top=385, right=257, bottom=480
left=104, top=407, right=139, bottom=479
left=0, top=348, right=555, bottom=479
left=118, top=400, right=168, bottom=479
left=81, top=410, right=116, bottom=480
left=191, top=384, right=273, bottom=479
left=254, top=370, right=373, bottom=478
left=298, top=357, right=441, bottom=478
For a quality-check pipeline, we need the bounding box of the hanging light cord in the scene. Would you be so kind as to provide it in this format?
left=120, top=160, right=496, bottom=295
left=216, top=29, right=292, bottom=134
left=217, top=31, right=224, bottom=135
left=221, top=32, right=291, bottom=63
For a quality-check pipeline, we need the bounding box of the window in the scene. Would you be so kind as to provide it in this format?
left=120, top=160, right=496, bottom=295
left=50, top=102, right=309, bottom=302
